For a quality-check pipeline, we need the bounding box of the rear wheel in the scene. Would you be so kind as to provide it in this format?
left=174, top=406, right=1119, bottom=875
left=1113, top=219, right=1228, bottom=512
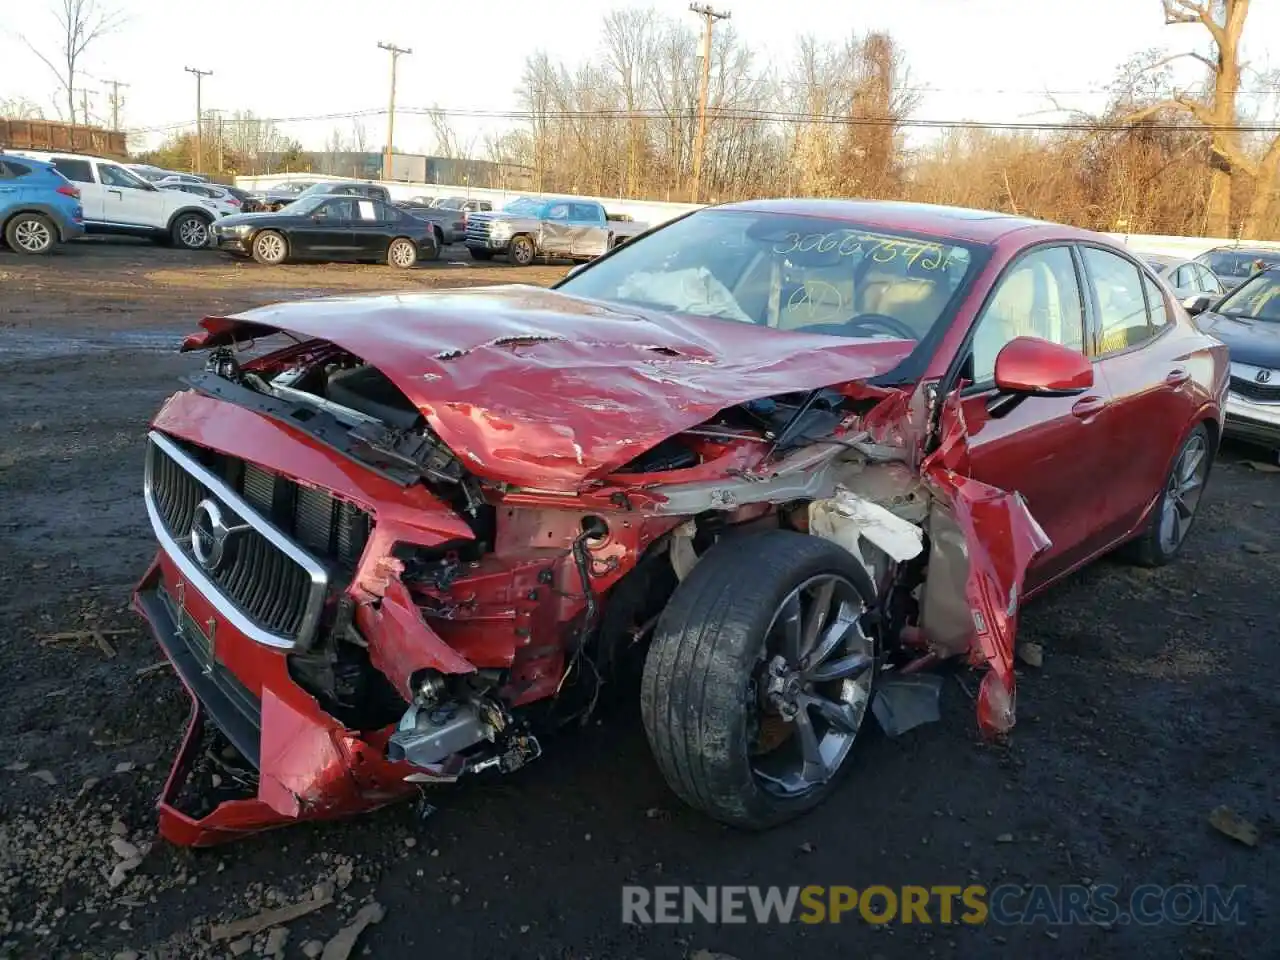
left=509, top=234, right=536, bottom=266
left=252, top=230, right=288, bottom=265
left=387, top=237, right=418, bottom=269
left=5, top=213, right=57, bottom=254
left=172, top=212, right=211, bottom=250
left=1124, top=423, right=1212, bottom=567
left=641, top=530, right=879, bottom=830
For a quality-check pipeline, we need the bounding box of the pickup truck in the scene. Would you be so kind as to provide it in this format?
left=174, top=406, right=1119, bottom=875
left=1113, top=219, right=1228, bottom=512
left=464, top=196, right=648, bottom=265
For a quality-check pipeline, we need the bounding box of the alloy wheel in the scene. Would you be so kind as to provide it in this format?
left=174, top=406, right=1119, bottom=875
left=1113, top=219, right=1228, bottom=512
left=1158, top=432, right=1208, bottom=554
left=748, top=573, right=876, bottom=797
left=256, top=233, right=285, bottom=263
left=14, top=218, right=53, bottom=253
left=178, top=217, right=209, bottom=248
left=390, top=239, right=416, bottom=268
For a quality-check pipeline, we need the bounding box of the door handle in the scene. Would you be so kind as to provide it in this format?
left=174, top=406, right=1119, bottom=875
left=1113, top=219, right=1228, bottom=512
left=1166, top=367, right=1190, bottom=385
left=108, top=189, right=122, bottom=198
left=1071, top=395, right=1107, bottom=419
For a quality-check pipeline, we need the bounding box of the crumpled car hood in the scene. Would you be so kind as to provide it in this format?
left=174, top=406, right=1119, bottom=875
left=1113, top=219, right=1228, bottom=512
left=184, top=285, right=914, bottom=491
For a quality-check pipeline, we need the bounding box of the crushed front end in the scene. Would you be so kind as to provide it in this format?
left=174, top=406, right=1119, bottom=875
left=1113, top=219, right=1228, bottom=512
left=134, top=291, right=1048, bottom=845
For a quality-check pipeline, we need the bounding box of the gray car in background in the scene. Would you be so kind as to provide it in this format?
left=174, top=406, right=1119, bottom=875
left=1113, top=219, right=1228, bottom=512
left=1137, top=252, right=1225, bottom=300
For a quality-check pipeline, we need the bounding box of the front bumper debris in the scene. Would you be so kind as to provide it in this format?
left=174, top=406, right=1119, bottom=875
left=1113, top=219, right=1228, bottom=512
left=133, top=560, right=418, bottom=847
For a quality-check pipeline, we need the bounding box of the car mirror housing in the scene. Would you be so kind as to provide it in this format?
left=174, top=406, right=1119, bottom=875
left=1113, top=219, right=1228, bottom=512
left=993, top=336, right=1093, bottom=397
left=1182, top=294, right=1214, bottom=316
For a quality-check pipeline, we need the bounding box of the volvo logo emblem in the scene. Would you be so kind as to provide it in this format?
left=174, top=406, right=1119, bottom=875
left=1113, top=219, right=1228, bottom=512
left=189, top=499, right=248, bottom=572
left=1256, top=369, right=1273, bottom=384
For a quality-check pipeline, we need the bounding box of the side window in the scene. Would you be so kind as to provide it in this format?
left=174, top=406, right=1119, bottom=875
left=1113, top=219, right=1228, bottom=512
left=1082, top=247, right=1156, bottom=354
left=970, top=245, right=1085, bottom=384
left=328, top=198, right=356, bottom=220
left=0, top=160, right=31, bottom=178
left=1196, top=265, right=1222, bottom=294
left=51, top=158, right=94, bottom=183
left=98, top=164, right=140, bottom=188
left=571, top=203, right=602, bottom=223
left=1172, top=265, right=1192, bottom=289
left=1143, top=273, right=1169, bottom=328
left=546, top=203, right=570, bottom=221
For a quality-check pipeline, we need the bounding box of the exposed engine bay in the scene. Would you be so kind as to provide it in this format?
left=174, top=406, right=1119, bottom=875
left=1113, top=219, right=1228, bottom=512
left=135, top=294, right=1046, bottom=845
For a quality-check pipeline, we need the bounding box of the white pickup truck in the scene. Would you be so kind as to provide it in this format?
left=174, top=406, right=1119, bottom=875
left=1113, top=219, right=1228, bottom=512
left=464, top=196, right=648, bottom=266
left=9, top=150, right=228, bottom=249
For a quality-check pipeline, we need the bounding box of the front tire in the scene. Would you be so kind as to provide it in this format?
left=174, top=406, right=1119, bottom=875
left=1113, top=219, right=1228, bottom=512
left=388, top=237, right=418, bottom=269
left=5, top=213, right=57, bottom=254
left=641, top=530, right=879, bottom=830
left=252, top=230, right=288, bottom=265
left=1123, top=423, right=1213, bottom=567
left=172, top=212, right=212, bottom=250
left=509, top=234, right=536, bottom=266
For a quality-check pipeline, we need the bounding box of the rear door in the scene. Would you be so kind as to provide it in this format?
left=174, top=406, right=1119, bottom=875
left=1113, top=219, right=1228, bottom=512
left=569, top=202, right=608, bottom=258
left=1079, top=244, right=1199, bottom=536
left=955, top=243, right=1117, bottom=586
left=351, top=198, right=392, bottom=256
left=290, top=197, right=357, bottom=257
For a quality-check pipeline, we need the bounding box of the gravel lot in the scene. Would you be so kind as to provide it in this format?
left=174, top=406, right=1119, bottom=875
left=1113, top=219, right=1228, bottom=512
left=0, top=240, right=1276, bottom=960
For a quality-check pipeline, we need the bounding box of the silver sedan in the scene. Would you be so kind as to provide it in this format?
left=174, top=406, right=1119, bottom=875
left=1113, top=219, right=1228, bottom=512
left=1138, top=252, right=1225, bottom=301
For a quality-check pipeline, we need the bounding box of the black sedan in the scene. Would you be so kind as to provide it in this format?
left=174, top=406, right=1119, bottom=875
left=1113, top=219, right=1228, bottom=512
left=210, top=195, right=440, bottom=268
left=1185, top=268, right=1280, bottom=447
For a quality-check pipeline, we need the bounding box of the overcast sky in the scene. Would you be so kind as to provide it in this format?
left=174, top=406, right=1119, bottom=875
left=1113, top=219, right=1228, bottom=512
left=3, top=0, right=1278, bottom=154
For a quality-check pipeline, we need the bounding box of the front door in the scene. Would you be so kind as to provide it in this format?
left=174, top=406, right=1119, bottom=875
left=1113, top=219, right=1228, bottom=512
left=955, top=243, right=1116, bottom=588
left=96, top=162, right=165, bottom=228
left=540, top=201, right=574, bottom=257
left=292, top=197, right=357, bottom=257
left=569, top=202, right=607, bottom=258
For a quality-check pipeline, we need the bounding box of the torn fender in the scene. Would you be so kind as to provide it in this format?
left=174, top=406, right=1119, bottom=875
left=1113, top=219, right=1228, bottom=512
left=919, top=396, right=1051, bottom=737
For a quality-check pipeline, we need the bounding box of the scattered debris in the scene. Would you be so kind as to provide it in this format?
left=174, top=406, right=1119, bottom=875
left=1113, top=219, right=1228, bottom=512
left=208, top=891, right=334, bottom=942
left=135, top=660, right=171, bottom=678
left=1243, top=461, right=1280, bottom=473
left=114, top=761, right=136, bottom=774
left=229, top=936, right=252, bottom=956
left=1208, top=806, right=1260, bottom=847
left=1017, top=642, right=1044, bottom=668
left=5, top=760, right=30, bottom=772
left=798, top=841, right=816, bottom=854
left=302, top=941, right=325, bottom=959
left=30, top=768, right=57, bottom=786
left=996, top=833, right=1015, bottom=843
left=872, top=673, right=943, bottom=736
left=110, top=837, right=141, bottom=861
left=320, top=900, right=386, bottom=960
left=1242, top=542, right=1268, bottom=555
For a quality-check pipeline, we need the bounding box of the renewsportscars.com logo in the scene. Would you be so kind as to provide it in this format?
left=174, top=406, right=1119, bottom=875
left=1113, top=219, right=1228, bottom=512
left=621, top=884, right=1250, bottom=927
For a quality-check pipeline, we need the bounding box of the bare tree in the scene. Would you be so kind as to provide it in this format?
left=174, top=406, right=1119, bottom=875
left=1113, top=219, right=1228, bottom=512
left=1120, top=1, right=1276, bottom=235
left=427, top=106, right=465, bottom=159
left=0, top=97, right=46, bottom=120
left=22, top=0, right=122, bottom=123
left=351, top=118, right=368, bottom=154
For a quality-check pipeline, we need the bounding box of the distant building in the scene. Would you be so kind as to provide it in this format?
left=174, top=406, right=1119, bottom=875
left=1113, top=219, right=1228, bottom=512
left=258, top=150, right=533, bottom=190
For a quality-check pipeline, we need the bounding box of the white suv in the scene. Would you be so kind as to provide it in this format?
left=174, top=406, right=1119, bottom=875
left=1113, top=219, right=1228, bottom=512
left=9, top=150, right=225, bottom=249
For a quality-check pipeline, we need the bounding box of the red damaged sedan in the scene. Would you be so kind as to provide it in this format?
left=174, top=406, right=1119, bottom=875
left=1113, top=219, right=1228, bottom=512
left=134, top=199, right=1227, bottom=845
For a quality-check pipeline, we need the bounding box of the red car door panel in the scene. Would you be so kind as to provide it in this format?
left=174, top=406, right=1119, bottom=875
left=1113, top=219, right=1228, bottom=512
left=1079, top=247, right=1199, bottom=535
left=956, top=244, right=1115, bottom=588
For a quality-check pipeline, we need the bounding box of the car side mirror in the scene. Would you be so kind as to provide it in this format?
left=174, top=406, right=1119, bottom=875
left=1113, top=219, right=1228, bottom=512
left=993, top=336, right=1093, bottom=397
left=1182, top=294, right=1213, bottom=316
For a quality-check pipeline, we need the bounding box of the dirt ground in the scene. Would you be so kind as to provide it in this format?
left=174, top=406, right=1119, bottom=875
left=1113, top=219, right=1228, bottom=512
left=0, top=240, right=1276, bottom=960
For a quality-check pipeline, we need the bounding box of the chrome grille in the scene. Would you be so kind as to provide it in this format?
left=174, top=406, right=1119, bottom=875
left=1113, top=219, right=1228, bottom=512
left=464, top=215, right=493, bottom=245
left=144, top=432, right=339, bottom=649
left=1229, top=376, right=1280, bottom=404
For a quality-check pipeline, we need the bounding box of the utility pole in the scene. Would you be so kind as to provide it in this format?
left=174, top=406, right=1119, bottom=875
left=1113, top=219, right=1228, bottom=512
left=184, top=66, right=212, bottom=172
left=689, top=3, right=729, bottom=204
left=102, top=79, right=129, bottom=131
left=73, top=87, right=95, bottom=126
left=377, top=42, right=412, bottom=181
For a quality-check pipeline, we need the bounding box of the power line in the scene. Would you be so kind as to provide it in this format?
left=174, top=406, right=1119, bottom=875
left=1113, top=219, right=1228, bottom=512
left=123, top=105, right=1280, bottom=138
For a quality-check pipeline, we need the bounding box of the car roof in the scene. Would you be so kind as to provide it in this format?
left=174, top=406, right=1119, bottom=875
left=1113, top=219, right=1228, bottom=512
left=709, top=198, right=1105, bottom=244
left=0, top=152, right=56, bottom=171
left=10, top=149, right=118, bottom=164
left=1134, top=252, right=1183, bottom=268
left=1202, top=245, right=1279, bottom=256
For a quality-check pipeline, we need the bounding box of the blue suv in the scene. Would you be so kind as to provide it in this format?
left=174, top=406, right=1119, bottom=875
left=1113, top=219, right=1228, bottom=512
left=0, top=153, right=85, bottom=254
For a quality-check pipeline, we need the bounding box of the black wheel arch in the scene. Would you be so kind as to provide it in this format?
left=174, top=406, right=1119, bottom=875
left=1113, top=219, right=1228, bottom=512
left=165, top=206, right=214, bottom=233
left=3, top=205, right=69, bottom=241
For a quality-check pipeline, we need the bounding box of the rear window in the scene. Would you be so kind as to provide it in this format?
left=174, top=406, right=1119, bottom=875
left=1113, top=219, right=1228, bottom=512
left=51, top=158, right=94, bottom=183
left=1203, top=250, right=1278, bottom=279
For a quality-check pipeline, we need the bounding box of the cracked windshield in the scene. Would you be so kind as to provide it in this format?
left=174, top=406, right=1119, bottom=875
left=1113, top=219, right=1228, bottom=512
left=559, top=209, right=976, bottom=341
